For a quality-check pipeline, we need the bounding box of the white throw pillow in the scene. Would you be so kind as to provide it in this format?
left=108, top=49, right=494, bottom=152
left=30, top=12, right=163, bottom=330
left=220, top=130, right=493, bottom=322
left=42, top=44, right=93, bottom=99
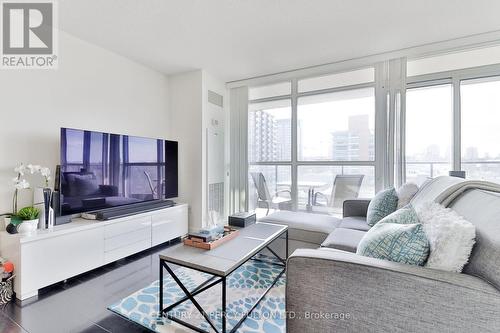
left=415, top=202, right=476, bottom=272
left=396, top=183, right=419, bottom=209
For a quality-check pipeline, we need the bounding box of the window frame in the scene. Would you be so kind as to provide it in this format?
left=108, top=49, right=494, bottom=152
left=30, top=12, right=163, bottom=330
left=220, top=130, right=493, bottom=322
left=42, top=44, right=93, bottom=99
left=248, top=68, right=377, bottom=211
left=403, top=62, right=500, bottom=183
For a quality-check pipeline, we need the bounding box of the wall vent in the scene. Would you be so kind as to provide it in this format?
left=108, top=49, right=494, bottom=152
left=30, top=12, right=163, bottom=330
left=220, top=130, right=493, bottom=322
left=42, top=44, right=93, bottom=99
left=208, top=182, right=224, bottom=217
left=208, top=90, right=223, bottom=107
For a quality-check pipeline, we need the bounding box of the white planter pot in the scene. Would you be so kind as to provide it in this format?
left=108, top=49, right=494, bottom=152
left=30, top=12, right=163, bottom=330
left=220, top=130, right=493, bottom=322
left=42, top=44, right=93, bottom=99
left=17, top=219, right=39, bottom=235
left=4, top=217, right=11, bottom=228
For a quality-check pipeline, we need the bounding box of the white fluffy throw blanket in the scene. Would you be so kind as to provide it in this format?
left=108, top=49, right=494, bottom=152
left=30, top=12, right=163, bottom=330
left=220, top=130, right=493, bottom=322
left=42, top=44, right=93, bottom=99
left=416, top=202, right=476, bottom=272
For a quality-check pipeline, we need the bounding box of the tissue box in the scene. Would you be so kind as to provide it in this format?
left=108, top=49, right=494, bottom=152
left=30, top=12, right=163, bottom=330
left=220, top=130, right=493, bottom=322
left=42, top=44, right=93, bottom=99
left=228, top=212, right=256, bottom=228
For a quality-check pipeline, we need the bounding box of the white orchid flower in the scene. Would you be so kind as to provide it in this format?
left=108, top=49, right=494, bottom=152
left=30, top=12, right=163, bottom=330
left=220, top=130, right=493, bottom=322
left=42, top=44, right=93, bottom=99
left=40, top=167, right=51, bottom=177
left=14, top=164, right=26, bottom=176
left=14, top=179, right=30, bottom=190
left=27, top=164, right=41, bottom=174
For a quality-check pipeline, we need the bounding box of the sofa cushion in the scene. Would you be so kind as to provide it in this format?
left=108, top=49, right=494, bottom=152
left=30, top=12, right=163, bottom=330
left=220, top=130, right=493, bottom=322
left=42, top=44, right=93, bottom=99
left=259, top=211, right=340, bottom=245
left=357, top=222, right=430, bottom=266
left=366, top=187, right=398, bottom=227
left=339, top=216, right=370, bottom=231
left=321, top=228, right=366, bottom=252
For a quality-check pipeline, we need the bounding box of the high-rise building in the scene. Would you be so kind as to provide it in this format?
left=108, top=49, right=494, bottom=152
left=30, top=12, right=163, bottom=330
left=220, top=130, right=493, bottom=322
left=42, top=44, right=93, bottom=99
left=248, top=110, right=277, bottom=161
left=331, top=114, right=374, bottom=160
left=275, top=118, right=291, bottom=161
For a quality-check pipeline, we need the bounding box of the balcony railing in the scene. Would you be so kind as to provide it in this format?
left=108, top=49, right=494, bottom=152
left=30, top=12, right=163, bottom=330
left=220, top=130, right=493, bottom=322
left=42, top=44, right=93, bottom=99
left=406, top=160, right=500, bottom=180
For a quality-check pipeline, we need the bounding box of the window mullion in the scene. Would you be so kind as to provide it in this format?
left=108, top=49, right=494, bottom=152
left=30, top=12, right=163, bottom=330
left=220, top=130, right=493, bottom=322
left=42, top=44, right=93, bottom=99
left=452, top=77, right=461, bottom=171
left=291, top=78, right=299, bottom=211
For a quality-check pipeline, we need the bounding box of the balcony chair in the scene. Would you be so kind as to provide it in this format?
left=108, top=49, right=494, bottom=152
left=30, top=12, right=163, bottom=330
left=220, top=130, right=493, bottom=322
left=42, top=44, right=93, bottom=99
left=250, top=172, right=293, bottom=216
left=313, top=174, right=364, bottom=214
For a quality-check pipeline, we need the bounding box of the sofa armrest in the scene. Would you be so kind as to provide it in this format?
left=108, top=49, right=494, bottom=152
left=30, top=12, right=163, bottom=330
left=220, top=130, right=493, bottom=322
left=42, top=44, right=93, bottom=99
left=286, top=248, right=500, bottom=333
left=342, top=199, right=370, bottom=218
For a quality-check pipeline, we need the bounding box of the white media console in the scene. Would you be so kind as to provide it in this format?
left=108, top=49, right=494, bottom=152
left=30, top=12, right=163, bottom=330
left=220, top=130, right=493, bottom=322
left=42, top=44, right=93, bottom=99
left=0, top=203, right=188, bottom=300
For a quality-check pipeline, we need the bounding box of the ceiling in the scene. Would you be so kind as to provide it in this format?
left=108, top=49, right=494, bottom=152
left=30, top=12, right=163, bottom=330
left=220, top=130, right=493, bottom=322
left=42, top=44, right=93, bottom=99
left=59, top=0, right=500, bottom=82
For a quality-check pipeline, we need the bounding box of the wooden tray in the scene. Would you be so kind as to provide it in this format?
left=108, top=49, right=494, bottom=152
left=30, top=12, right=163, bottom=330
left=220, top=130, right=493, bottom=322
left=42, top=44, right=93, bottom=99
left=184, top=227, right=239, bottom=250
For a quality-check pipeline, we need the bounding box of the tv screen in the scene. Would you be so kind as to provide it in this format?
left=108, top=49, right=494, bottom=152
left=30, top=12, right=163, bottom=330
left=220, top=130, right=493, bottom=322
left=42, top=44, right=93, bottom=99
left=60, top=128, right=178, bottom=215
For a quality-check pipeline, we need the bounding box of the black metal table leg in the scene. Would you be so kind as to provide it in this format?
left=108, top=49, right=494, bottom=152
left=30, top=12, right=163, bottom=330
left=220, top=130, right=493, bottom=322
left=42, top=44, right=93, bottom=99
left=286, top=229, right=289, bottom=259
left=222, top=276, right=227, bottom=333
left=162, top=262, right=219, bottom=333
left=159, top=260, right=163, bottom=318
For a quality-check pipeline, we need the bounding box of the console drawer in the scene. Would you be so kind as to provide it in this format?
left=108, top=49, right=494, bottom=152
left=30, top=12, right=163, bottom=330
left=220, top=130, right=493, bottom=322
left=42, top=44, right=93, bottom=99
left=104, top=237, right=151, bottom=264
left=104, top=216, right=151, bottom=239
left=151, top=205, right=188, bottom=246
left=104, top=226, right=150, bottom=252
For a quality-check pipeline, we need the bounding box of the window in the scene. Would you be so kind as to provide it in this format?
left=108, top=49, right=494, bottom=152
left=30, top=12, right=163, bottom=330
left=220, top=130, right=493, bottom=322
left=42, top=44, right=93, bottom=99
left=248, top=69, right=376, bottom=217
left=461, top=77, right=500, bottom=182
left=248, top=99, right=292, bottom=162
left=297, top=88, right=375, bottom=161
left=405, top=84, right=453, bottom=184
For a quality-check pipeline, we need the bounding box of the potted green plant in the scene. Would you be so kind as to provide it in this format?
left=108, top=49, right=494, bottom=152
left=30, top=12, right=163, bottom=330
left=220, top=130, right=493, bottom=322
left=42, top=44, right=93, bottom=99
left=4, top=163, right=51, bottom=229
left=12, top=206, right=40, bottom=235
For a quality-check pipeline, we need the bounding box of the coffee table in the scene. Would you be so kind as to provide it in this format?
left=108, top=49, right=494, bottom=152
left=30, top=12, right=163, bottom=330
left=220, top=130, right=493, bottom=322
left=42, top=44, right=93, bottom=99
left=158, top=222, right=288, bottom=333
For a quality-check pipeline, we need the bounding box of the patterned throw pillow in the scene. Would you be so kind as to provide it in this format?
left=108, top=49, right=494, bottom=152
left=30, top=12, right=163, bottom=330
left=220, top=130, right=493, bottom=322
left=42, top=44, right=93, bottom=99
left=366, top=187, right=398, bottom=226
left=378, top=204, right=419, bottom=225
left=357, top=222, right=430, bottom=266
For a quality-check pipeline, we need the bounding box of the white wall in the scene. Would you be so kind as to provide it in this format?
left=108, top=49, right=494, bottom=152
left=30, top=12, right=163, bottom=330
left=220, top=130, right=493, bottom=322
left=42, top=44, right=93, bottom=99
left=168, top=70, right=203, bottom=231
left=168, top=70, right=227, bottom=232
left=0, top=31, right=170, bottom=215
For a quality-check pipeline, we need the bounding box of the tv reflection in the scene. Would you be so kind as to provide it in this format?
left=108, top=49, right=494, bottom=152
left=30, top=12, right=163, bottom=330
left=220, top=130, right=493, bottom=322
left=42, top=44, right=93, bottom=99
left=60, top=128, right=167, bottom=215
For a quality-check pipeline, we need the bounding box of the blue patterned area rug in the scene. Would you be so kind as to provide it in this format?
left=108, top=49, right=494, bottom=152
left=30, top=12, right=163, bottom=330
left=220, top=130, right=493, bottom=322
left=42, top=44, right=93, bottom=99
left=108, top=256, right=286, bottom=333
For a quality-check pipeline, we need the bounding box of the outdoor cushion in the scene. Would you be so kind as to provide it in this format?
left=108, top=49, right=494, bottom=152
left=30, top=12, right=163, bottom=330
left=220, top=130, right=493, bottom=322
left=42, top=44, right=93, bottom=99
left=338, top=216, right=370, bottom=231
left=320, top=228, right=366, bottom=253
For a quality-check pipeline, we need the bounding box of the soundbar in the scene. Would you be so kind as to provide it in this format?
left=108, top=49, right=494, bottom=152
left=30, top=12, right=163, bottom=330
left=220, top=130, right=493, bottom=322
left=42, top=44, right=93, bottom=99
left=82, top=200, right=176, bottom=221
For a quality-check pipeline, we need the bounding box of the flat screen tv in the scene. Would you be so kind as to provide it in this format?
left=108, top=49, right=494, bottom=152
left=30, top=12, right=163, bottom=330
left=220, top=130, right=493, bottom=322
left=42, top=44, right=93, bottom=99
left=60, top=128, right=178, bottom=216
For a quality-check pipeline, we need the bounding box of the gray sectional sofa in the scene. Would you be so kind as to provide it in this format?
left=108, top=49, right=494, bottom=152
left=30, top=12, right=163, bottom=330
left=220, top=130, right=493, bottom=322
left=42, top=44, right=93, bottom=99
left=260, top=176, right=464, bottom=254
left=259, top=176, right=500, bottom=332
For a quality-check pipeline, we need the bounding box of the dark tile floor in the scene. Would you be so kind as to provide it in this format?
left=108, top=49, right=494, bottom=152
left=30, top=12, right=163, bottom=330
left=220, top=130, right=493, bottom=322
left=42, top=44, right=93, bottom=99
left=0, top=240, right=181, bottom=333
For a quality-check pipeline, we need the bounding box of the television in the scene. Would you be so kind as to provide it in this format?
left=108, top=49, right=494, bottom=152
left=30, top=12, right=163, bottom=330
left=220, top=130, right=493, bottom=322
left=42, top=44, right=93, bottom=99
left=59, top=128, right=178, bottom=216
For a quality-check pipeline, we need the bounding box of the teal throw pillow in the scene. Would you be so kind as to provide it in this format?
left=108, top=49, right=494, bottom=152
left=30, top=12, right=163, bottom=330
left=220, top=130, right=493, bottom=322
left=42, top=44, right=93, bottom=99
left=356, top=222, right=430, bottom=266
left=366, top=187, right=398, bottom=226
left=378, top=204, right=419, bottom=225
